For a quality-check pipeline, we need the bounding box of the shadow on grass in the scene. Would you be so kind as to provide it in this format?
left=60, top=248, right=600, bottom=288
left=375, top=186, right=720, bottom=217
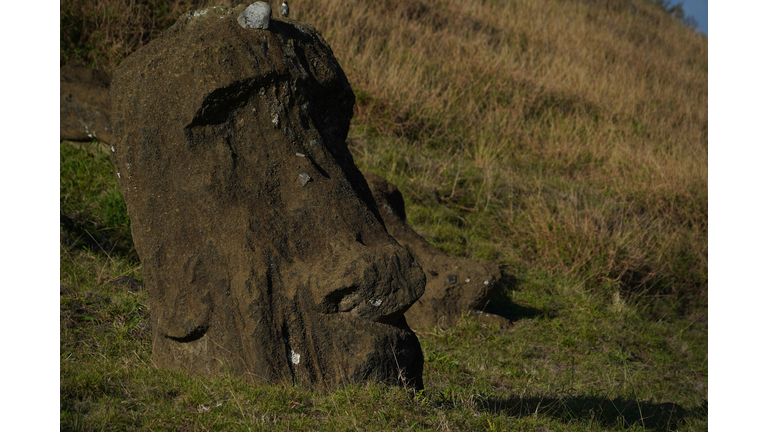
left=481, top=271, right=554, bottom=323
left=60, top=211, right=138, bottom=263
left=479, top=395, right=706, bottom=431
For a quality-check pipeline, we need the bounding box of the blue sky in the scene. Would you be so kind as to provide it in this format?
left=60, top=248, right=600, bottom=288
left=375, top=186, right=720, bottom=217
left=673, top=0, right=708, bottom=35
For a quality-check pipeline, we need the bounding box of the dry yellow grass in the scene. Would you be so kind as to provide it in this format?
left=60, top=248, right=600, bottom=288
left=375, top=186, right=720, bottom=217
left=291, top=0, right=706, bottom=309
left=299, top=0, right=707, bottom=177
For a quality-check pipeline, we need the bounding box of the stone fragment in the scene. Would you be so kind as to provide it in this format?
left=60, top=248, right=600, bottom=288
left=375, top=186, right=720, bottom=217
left=298, top=173, right=311, bottom=186
left=363, top=173, right=504, bottom=329
left=280, top=1, right=290, bottom=18
left=238, top=2, right=271, bottom=29
left=111, top=6, right=425, bottom=390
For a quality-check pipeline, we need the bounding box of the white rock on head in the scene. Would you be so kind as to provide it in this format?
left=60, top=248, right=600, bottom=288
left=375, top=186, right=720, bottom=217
left=238, top=2, right=272, bottom=29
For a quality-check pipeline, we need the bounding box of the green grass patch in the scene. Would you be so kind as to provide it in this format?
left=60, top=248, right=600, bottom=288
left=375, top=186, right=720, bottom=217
left=60, top=141, right=136, bottom=261
left=61, top=135, right=707, bottom=431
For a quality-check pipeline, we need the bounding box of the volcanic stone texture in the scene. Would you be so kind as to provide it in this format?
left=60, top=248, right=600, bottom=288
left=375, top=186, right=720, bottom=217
left=110, top=6, right=425, bottom=390
left=364, top=173, right=502, bottom=329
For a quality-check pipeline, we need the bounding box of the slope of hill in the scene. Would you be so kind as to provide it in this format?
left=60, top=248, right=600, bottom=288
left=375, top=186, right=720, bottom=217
left=60, top=0, right=707, bottom=429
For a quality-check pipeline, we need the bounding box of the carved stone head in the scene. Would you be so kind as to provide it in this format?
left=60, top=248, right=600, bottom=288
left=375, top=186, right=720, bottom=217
left=111, top=6, right=425, bottom=389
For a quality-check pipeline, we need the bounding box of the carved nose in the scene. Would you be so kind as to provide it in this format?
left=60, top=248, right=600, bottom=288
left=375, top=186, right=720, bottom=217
left=291, top=241, right=425, bottom=322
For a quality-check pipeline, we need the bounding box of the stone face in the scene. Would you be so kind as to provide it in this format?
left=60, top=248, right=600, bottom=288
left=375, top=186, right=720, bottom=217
left=60, top=64, right=113, bottom=143
left=111, top=6, right=424, bottom=390
left=363, top=173, right=503, bottom=329
left=238, top=2, right=271, bottom=29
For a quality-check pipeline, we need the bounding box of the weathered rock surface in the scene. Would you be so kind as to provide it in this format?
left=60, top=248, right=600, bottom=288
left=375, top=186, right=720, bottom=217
left=111, top=6, right=424, bottom=390
left=238, top=1, right=271, bottom=29
left=60, top=64, right=113, bottom=143
left=58, top=63, right=506, bottom=331
left=363, top=173, right=503, bottom=329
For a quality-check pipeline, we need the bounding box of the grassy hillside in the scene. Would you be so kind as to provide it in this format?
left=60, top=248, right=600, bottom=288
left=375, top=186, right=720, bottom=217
left=60, top=0, right=707, bottom=430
